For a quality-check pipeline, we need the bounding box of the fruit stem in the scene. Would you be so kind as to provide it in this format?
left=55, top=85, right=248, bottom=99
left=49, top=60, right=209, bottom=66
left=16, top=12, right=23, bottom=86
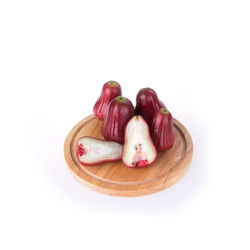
left=160, top=108, right=169, bottom=114
left=116, top=96, right=126, bottom=102
left=109, top=81, right=116, bottom=86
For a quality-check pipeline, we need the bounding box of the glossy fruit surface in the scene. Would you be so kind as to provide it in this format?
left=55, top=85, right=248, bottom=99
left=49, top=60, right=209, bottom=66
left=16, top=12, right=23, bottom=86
left=135, top=88, right=166, bottom=123
left=122, top=115, right=157, bottom=168
left=93, top=81, right=122, bottom=120
left=77, top=137, right=123, bottom=166
left=102, top=96, right=135, bottom=143
left=150, top=108, right=175, bottom=151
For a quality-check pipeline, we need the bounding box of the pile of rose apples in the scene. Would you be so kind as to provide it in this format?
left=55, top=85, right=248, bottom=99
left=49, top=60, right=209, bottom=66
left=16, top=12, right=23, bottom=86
left=77, top=81, right=174, bottom=168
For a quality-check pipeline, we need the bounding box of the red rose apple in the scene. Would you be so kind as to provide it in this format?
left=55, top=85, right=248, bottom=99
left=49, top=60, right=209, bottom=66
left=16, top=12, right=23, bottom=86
left=150, top=108, right=175, bottom=151
left=93, top=81, right=122, bottom=120
left=135, top=87, right=166, bottom=124
left=102, top=96, right=134, bottom=143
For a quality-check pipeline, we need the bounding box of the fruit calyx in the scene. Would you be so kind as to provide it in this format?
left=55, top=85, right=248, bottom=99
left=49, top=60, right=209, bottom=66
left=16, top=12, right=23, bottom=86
left=77, top=143, right=87, bottom=156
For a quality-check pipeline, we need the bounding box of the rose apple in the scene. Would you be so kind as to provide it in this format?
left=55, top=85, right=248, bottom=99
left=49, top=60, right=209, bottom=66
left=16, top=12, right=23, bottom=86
left=150, top=108, right=175, bottom=151
left=77, top=137, right=123, bottom=166
left=93, top=81, right=122, bottom=120
left=135, top=87, right=166, bottom=123
left=122, top=115, right=157, bottom=168
left=102, top=96, right=134, bottom=143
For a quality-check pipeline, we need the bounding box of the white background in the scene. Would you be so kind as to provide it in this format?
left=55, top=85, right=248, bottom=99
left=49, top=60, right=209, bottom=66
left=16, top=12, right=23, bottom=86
left=0, top=0, right=250, bottom=249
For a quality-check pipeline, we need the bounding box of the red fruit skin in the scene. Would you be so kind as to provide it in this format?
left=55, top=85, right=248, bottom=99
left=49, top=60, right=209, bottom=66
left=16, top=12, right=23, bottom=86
left=76, top=136, right=122, bottom=166
left=93, top=81, right=122, bottom=120
left=102, top=97, right=135, bottom=143
left=150, top=109, right=175, bottom=151
left=135, top=88, right=166, bottom=124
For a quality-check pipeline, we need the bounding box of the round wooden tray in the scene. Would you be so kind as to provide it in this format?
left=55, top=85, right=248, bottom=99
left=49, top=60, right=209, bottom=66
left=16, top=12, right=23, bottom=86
left=64, top=115, right=193, bottom=197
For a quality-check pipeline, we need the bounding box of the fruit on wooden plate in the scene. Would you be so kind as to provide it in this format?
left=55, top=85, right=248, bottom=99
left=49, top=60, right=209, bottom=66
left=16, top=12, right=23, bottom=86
left=93, top=81, right=122, bottom=120
left=77, top=137, right=123, bottom=166
left=122, top=115, right=157, bottom=168
left=151, top=108, right=175, bottom=151
left=135, top=87, right=166, bottom=123
left=102, top=96, right=135, bottom=143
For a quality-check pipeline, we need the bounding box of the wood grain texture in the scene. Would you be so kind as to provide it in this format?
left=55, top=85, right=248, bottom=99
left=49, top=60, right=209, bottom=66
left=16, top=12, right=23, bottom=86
left=64, top=115, right=193, bottom=197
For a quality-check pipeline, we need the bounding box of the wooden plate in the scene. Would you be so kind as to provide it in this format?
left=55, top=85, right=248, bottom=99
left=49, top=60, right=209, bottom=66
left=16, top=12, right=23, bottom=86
left=64, top=115, right=193, bottom=197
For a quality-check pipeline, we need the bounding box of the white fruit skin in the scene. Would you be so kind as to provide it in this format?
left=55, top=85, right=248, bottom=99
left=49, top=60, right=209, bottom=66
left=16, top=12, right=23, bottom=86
left=122, top=116, right=157, bottom=167
left=77, top=137, right=123, bottom=164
